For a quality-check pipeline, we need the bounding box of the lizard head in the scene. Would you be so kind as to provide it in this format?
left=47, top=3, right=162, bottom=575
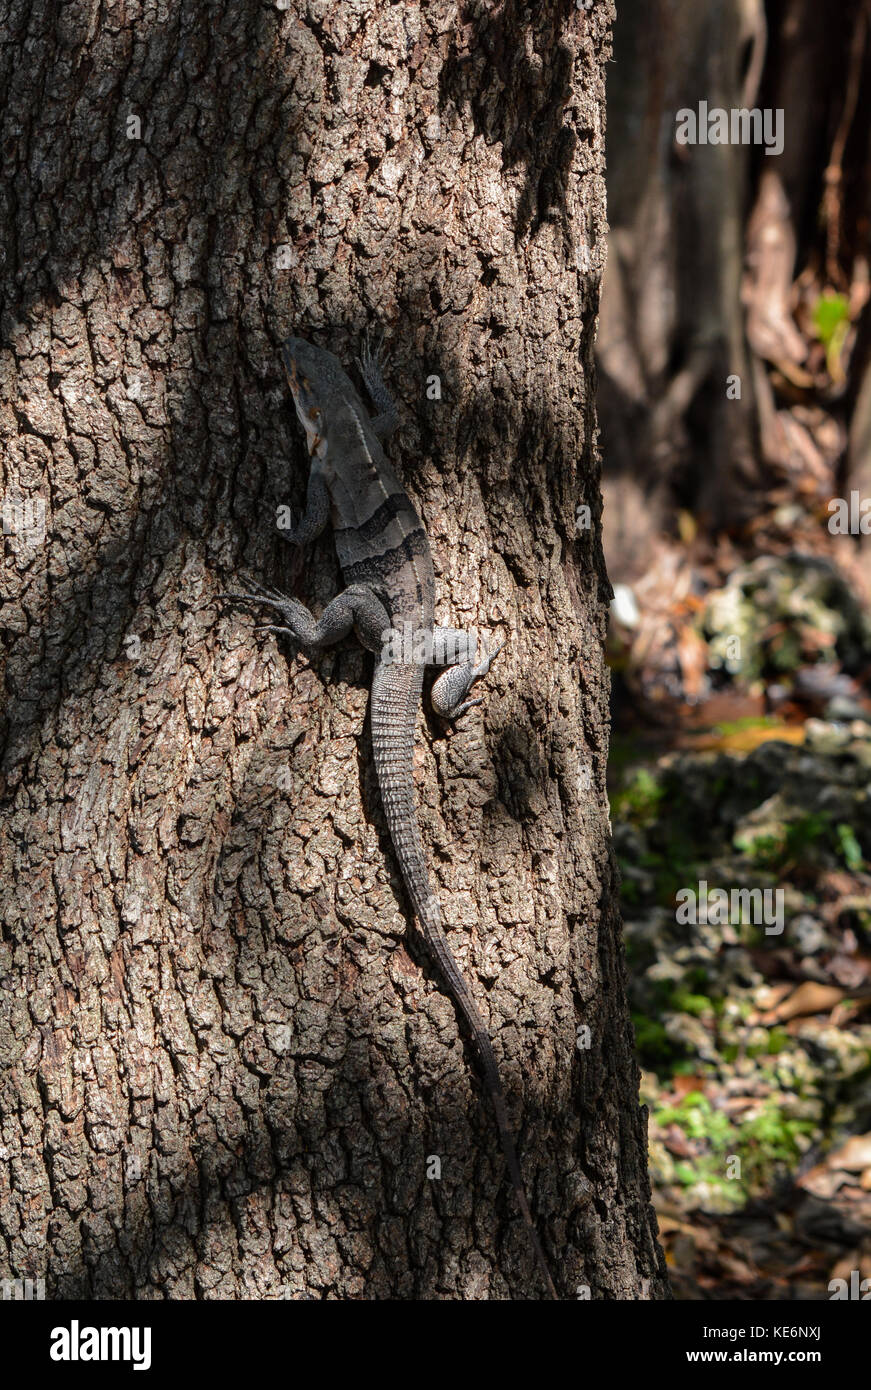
left=281, top=336, right=344, bottom=460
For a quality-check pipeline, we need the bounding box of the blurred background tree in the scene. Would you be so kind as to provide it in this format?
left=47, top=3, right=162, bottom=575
left=602, top=0, right=871, bottom=1299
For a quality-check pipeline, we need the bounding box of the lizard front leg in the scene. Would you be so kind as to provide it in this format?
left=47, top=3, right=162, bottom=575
left=278, top=467, right=330, bottom=548
left=429, top=627, right=504, bottom=720
left=356, top=330, right=399, bottom=442
left=222, top=581, right=390, bottom=655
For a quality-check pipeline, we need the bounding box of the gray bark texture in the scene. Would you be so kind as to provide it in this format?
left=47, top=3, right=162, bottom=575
left=0, top=0, right=667, bottom=1300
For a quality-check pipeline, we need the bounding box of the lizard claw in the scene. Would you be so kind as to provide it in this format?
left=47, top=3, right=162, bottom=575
left=450, top=697, right=483, bottom=719
left=217, top=578, right=293, bottom=615
left=217, top=591, right=280, bottom=609
left=356, top=325, right=387, bottom=378
left=357, top=327, right=398, bottom=440
left=472, top=639, right=505, bottom=681
left=253, top=623, right=298, bottom=640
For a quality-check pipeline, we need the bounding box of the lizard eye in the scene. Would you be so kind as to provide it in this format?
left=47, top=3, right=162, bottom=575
left=308, top=407, right=321, bottom=421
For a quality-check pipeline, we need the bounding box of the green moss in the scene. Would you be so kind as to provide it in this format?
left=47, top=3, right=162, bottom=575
left=671, top=990, right=715, bottom=1018
left=836, top=823, right=864, bottom=871
left=650, top=1092, right=814, bottom=1203
left=655, top=1093, right=733, bottom=1148
left=812, top=291, right=849, bottom=348
left=740, top=1104, right=815, bottom=1183
left=710, top=717, right=779, bottom=738
left=632, top=1013, right=684, bottom=1066
left=734, top=810, right=856, bottom=871
left=765, top=1027, right=790, bottom=1055
left=611, top=766, right=664, bottom=824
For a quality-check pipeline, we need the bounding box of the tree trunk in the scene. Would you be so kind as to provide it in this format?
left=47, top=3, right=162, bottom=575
left=598, top=0, right=765, bottom=576
left=0, top=0, right=666, bottom=1300
left=599, top=0, right=869, bottom=587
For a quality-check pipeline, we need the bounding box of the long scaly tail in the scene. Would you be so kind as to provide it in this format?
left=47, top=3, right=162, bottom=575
left=370, top=658, right=557, bottom=1300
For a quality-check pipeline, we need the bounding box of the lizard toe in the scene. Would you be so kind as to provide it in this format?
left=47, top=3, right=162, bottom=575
left=448, top=697, right=483, bottom=720
left=471, top=638, right=505, bottom=680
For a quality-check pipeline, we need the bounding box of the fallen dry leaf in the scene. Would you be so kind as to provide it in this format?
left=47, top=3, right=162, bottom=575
left=672, top=1074, right=707, bottom=1098
left=796, top=1164, right=850, bottom=1199
left=825, top=1133, right=871, bottom=1173
left=761, top=980, right=847, bottom=1023
left=681, top=723, right=807, bottom=754
left=753, top=981, right=794, bottom=1013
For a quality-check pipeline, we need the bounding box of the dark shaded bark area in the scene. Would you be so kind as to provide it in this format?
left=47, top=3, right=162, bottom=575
left=0, top=0, right=665, bottom=1298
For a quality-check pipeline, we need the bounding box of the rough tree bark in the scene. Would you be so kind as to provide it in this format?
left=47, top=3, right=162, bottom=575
left=0, top=0, right=666, bottom=1300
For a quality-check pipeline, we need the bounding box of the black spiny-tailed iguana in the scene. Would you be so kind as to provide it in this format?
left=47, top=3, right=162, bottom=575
left=224, top=335, right=556, bottom=1300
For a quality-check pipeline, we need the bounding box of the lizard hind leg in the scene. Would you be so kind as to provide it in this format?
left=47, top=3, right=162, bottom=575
left=430, top=631, right=505, bottom=721
left=222, top=581, right=390, bottom=655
